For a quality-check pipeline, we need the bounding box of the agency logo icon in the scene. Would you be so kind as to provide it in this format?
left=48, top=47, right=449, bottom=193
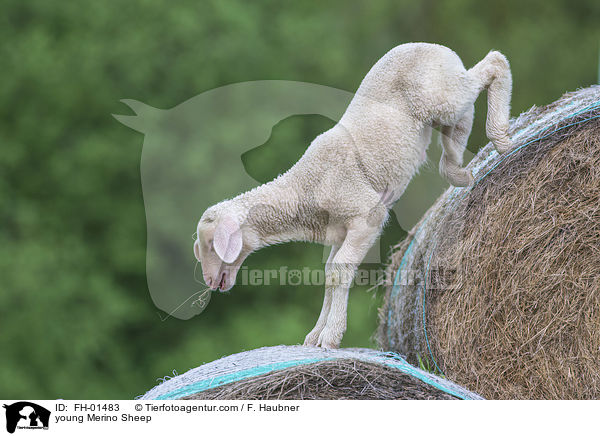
left=114, top=80, right=466, bottom=321
left=2, top=402, right=50, bottom=434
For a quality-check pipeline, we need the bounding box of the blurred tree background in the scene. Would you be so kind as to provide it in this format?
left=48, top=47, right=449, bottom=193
left=1, top=0, right=598, bottom=398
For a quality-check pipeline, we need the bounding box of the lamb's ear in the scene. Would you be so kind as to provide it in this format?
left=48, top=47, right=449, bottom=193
left=213, top=216, right=242, bottom=263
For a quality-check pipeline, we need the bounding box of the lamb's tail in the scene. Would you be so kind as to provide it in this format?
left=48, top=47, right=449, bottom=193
left=468, top=51, right=513, bottom=153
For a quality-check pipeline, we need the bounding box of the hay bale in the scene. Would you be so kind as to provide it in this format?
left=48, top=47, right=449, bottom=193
left=377, top=86, right=600, bottom=399
left=138, top=345, right=483, bottom=400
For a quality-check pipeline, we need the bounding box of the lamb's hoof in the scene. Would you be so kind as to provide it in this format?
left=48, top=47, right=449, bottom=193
left=446, top=169, right=474, bottom=187
left=303, top=330, right=321, bottom=347
left=316, top=329, right=342, bottom=349
left=493, top=136, right=512, bottom=154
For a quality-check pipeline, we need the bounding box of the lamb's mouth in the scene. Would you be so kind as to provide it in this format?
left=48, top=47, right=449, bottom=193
left=218, top=272, right=227, bottom=290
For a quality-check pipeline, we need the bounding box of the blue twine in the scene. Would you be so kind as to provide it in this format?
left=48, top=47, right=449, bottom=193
left=421, top=243, right=443, bottom=375
left=387, top=98, right=600, bottom=373
left=151, top=351, right=477, bottom=400
left=374, top=351, right=473, bottom=399
left=386, top=231, right=421, bottom=346
left=155, top=358, right=332, bottom=400
left=466, top=110, right=600, bottom=198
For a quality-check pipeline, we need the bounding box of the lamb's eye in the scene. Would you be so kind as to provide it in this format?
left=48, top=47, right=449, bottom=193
left=208, top=239, right=213, bottom=251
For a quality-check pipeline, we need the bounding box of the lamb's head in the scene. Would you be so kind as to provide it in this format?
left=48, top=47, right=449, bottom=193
left=194, top=204, right=252, bottom=292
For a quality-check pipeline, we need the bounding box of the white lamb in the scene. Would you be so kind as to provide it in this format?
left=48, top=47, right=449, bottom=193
left=194, top=42, right=512, bottom=348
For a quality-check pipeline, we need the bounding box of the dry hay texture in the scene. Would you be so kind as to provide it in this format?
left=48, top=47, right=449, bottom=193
left=377, top=86, right=600, bottom=400
left=137, top=345, right=483, bottom=400
left=190, top=359, right=456, bottom=400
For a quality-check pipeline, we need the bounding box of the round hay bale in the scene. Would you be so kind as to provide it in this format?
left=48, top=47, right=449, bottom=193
left=377, top=86, right=600, bottom=399
left=138, top=345, right=483, bottom=400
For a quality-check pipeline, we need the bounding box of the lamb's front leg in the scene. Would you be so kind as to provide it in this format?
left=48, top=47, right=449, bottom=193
left=303, top=245, right=339, bottom=346
left=315, top=224, right=381, bottom=349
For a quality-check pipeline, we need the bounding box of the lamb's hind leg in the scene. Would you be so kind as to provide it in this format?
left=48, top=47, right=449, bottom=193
left=439, top=108, right=474, bottom=187
left=468, top=51, right=513, bottom=153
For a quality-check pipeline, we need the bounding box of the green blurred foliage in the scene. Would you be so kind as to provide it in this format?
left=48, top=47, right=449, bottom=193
left=0, top=0, right=598, bottom=399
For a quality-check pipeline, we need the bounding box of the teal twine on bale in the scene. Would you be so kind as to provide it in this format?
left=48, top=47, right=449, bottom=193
left=387, top=230, right=420, bottom=347
left=374, top=350, right=456, bottom=397
left=138, top=346, right=483, bottom=400
left=466, top=109, right=600, bottom=197
left=154, top=358, right=330, bottom=400
left=422, top=242, right=443, bottom=375
left=387, top=98, right=600, bottom=374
